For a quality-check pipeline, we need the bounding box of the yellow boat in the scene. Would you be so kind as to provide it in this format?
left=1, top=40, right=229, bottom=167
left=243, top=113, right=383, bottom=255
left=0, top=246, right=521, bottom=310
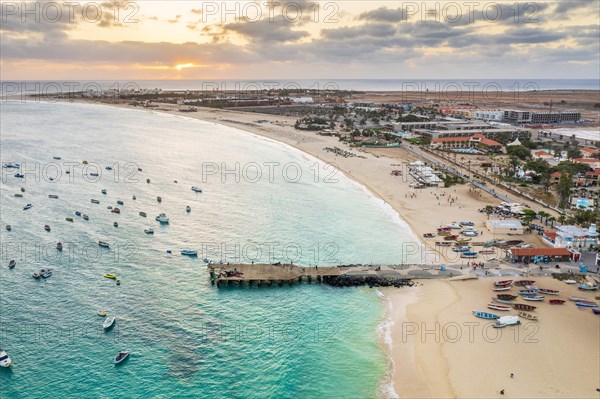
left=103, top=274, right=117, bottom=279
left=456, top=237, right=472, bottom=243
left=82, top=160, right=88, bottom=164
left=98, top=310, right=107, bottom=317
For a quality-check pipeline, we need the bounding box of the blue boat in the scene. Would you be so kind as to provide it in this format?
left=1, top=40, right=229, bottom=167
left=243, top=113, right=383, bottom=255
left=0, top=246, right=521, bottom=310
left=461, top=251, right=478, bottom=258
left=472, top=310, right=500, bottom=319
left=518, top=290, right=539, bottom=296
left=578, top=284, right=599, bottom=291
left=576, top=302, right=598, bottom=308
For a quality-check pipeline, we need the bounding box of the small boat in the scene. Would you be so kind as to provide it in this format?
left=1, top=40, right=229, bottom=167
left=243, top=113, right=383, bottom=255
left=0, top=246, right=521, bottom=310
left=108, top=206, right=113, bottom=210
left=114, top=351, right=129, bottom=365
left=117, top=200, right=124, bottom=205
left=459, top=221, right=474, bottom=226
left=91, top=199, right=100, bottom=204
left=146, top=178, right=150, bottom=183
left=487, top=303, right=511, bottom=311
left=155, top=213, right=169, bottom=224
left=33, top=272, right=41, bottom=279
left=522, top=295, right=545, bottom=301
left=82, top=214, right=89, bottom=220
left=82, top=160, right=88, bottom=164
left=538, top=288, right=560, bottom=295
left=116, top=279, right=121, bottom=286
left=8, top=260, right=16, bottom=269
left=20, top=187, right=25, bottom=192
left=65, top=170, right=70, bottom=174
left=144, top=228, right=154, bottom=234
left=44, top=225, right=51, bottom=231
left=444, top=235, right=459, bottom=241
left=578, top=284, right=599, bottom=291
left=593, top=309, right=600, bottom=315
left=494, top=315, right=520, bottom=328
left=492, top=297, right=514, bottom=304
left=157, top=196, right=161, bottom=202
left=437, top=227, right=452, bottom=233
left=549, top=299, right=565, bottom=305
left=518, top=290, right=539, bottom=296
left=5, top=225, right=11, bottom=231
left=40, top=269, right=53, bottom=278
left=53, top=156, right=61, bottom=160
left=446, top=223, right=461, bottom=229
left=14, top=193, right=23, bottom=197
left=103, top=316, right=116, bottom=330
left=186, top=206, right=191, bottom=213
left=103, top=273, right=117, bottom=279
left=0, top=350, right=12, bottom=368
left=89, top=172, right=99, bottom=177
left=181, top=249, right=198, bottom=256
left=514, top=280, right=535, bottom=286
left=66, top=217, right=74, bottom=222
left=105, top=166, right=113, bottom=170
left=2, top=162, right=20, bottom=168
left=517, top=311, right=538, bottom=320
left=479, top=249, right=496, bottom=254
left=56, top=242, right=63, bottom=250
left=473, top=310, right=500, bottom=319
left=494, top=280, right=513, bottom=287
left=14, top=173, right=25, bottom=178
left=564, top=280, right=577, bottom=284
left=452, top=246, right=470, bottom=253
left=423, top=233, right=436, bottom=238
left=132, top=195, right=136, bottom=200
left=463, top=230, right=478, bottom=237
left=101, top=189, right=107, bottom=194
left=139, top=211, right=147, bottom=217
left=191, top=186, right=203, bottom=193
left=455, top=237, right=472, bottom=243
left=493, top=286, right=512, bottom=292
left=98, top=310, right=107, bottom=317
left=75, top=211, right=82, bottom=216
left=111, top=207, right=120, bottom=214
left=23, top=203, right=33, bottom=210
left=435, top=242, right=452, bottom=247
left=113, top=222, right=118, bottom=228
left=460, top=252, right=478, bottom=258
left=99, top=241, right=110, bottom=248
left=568, top=296, right=587, bottom=302
left=48, top=194, right=59, bottom=199
left=497, top=294, right=517, bottom=300
left=513, top=303, right=537, bottom=311
left=576, top=301, right=598, bottom=308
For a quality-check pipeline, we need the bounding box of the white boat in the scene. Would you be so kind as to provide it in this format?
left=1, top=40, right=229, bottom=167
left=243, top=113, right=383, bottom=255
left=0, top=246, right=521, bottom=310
left=181, top=249, right=198, bottom=256
left=99, top=241, right=110, bottom=248
left=0, top=350, right=12, bottom=367
left=463, top=230, right=478, bottom=237
left=144, top=228, right=154, bottom=234
left=103, top=316, right=116, bottom=330
left=564, top=280, right=577, bottom=284
left=114, top=351, right=129, bottom=365
left=2, top=162, right=20, bottom=169
left=82, top=214, right=89, bottom=220
left=23, top=203, right=33, bottom=210
left=446, top=223, right=461, bottom=229
left=191, top=186, right=203, bottom=193
left=155, top=213, right=169, bottom=224
left=494, top=315, right=520, bottom=328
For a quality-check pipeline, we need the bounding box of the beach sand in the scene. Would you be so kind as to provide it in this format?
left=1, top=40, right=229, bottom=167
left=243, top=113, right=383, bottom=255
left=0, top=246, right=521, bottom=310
left=383, top=277, right=600, bottom=398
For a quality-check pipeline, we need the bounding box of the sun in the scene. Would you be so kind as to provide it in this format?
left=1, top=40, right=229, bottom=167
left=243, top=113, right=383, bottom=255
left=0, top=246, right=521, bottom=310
left=175, top=63, right=195, bottom=71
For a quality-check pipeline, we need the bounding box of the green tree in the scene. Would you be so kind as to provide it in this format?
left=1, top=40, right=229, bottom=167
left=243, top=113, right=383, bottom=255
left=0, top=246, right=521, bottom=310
left=566, top=148, right=582, bottom=160
left=507, top=145, right=532, bottom=160
left=556, top=175, right=573, bottom=209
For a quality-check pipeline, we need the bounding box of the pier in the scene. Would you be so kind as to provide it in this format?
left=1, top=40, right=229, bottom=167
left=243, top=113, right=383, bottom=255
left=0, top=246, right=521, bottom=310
left=209, top=263, right=445, bottom=288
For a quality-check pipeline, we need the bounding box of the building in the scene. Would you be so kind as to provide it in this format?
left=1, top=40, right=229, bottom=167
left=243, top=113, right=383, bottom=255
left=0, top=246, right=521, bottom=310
left=550, top=171, right=569, bottom=184
left=531, top=150, right=554, bottom=160
left=581, top=147, right=600, bottom=158
left=473, top=110, right=504, bottom=122
left=430, top=134, right=503, bottom=151
left=485, top=219, right=524, bottom=235
left=552, top=225, right=599, bottom=250
left=408, top=161, right=444, bottom=187
left=573, top=158, right=600, bottom=170
left=508, top=247, right=575, bottom=262
left=474, top=109, right=582, bottom=124
left=415, top=127, right=530, bottom=142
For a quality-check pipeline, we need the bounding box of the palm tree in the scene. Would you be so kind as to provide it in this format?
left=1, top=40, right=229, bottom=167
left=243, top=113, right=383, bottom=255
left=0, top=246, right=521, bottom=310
left=558, top=214, right=566, bottom=225
left=538, top=211, right=549, bottom=225
left=547, top=216, right=556, bottom=228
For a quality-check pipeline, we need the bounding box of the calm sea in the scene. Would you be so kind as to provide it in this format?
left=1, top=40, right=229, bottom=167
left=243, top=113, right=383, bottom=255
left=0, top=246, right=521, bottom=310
left=0, top=101, right=420, bottom=398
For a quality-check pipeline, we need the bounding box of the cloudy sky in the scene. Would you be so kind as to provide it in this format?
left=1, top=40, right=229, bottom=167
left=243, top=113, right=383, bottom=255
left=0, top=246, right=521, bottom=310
left=1, top=1, right=599, bottom=79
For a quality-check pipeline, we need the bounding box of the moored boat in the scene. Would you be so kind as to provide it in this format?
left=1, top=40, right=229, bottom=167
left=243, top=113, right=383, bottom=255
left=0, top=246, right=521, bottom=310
left=513, top=303, right=537, bottom=311
left=48, top=194, right=59, bottom=199
left=103, top=273, right=117, bottom=279
left=117, top=200, right=124, bottom=205
left=23, top=203, right=33, bottom=210
left=101, top=189, right=107, bottom=194
left=186, top=206, right=191, bottom=213
left=66, top=217, right=74, bottom=222
left=155, top=213, right=169, bottom=223
left=472, top=310, right=500, bottom=319
left=549, top=299, right=565, bottom=305
left=56, top=242, right=63, bottom=250
left=139, top=211, right=147, bottom=217
left=99, top=241, right=110, bottom=248
left=103, top=316, right=116, bottom=330
left=82, top=214, right=89, bottom=220
left=114, top=351, right=129, bottom=365
left=5, top=225, right=11, bottom=231
left=157, top=196, right=161, bottom=202
left=40, top=269, right=52, bottom=278
left=181, top=249, right=198, bottom=256
left=8, top=260, right=16, bottom=269
left=113, top=222, right=118, bottom=227
left=517, top=311, right=538, bottom=320
left=98, top=310, right=107, bottom=317
left=75, top=211, right=82, bottom=216
left=144, top=228, right=154, bottom=234
left=111, top=207, right=120, bottom=214
left=191, top=186, right=202, bottom=193
left=0, top=350, right=12, bottom=368
left=91, top=199, right=100, bottom=204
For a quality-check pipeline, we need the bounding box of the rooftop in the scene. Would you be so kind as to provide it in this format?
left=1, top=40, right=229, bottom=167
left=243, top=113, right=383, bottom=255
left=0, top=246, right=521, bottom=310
left=487, top=219, right=523, bottom=229
left=509, top=248, right=573, bottom=257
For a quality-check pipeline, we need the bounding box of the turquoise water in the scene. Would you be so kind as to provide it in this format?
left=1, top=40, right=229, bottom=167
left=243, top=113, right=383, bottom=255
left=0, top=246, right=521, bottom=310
left=0, top=101, right=417, bottom=398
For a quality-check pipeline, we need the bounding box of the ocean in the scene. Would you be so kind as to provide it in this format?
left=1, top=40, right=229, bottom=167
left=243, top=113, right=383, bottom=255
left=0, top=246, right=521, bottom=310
left=0, top=101, right=420, bottom=398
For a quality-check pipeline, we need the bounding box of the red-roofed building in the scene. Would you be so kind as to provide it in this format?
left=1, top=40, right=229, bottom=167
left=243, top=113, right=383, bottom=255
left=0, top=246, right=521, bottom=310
left=573, top=158, right=600, bottom=169
left=430, top=134, right=503, bottom=152
left=581, top=147, right=600, bottom=158
left=531, top=150, right=554, bottom=160
left=508, top=247, right=575, bottom=262
left=584, top=169, right=600, bottom=186
left=550, top=171, right=569, bottom=184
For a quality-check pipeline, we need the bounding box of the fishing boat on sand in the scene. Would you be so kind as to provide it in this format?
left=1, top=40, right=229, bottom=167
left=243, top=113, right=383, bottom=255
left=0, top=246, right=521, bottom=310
left=494, top=280, right=513, bottom=287
left=435, top=242, right=452, bottom=247
left=444, top=235, right=459, bottom=241
left=497, top=294, right=517, bottom=300
left=517, top=311, right=538, bottom=320
left=493, top=315, right=520, bottom=328
left=460, top=251, right=478, bottom=258
left=576, top=301, right=598, bottom=308
left=452, top=246, right=470, bottom=252
left=593, top=309, right=600, bottom=315
left=514, top=280, right=535, bottom=286
left=518, top=290, right=539, bottom=296
left=578, top=284, right=599, bottom=291
left=549, top=299, right=565, bottom=305
left=523, top=295, right=545, bottom=301
left=564, top=280, right=577, bottom=284
left=538, top=288, right=560, bottom=295
left=513, top=303, right=537, bottom=311
left=472, top=311, right=500, bottom=319
left=423, top=233, right=436, bottom=238
left=487, top=303, right=511, bottom=311
left=568, top=296, right=587, bottom=302
left=493, top=286, right=512, bottom=292
left=492, top=297, right=514, bottom=304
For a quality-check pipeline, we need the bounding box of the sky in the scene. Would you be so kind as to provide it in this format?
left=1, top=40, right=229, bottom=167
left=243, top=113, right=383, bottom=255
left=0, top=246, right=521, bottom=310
left=1, top=0, right=599, bottom=80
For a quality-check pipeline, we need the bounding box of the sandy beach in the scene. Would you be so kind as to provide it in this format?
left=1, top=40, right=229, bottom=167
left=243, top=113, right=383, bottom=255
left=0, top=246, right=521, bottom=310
left=384, top=278, right=600, bottom=398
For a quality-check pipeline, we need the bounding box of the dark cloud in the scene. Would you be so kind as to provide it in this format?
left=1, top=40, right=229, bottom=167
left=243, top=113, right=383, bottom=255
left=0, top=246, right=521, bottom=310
left=357, top=7, right=405, bottom=22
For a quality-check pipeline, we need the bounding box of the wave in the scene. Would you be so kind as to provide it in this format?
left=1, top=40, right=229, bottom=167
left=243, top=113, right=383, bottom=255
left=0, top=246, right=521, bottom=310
left=376, top=289, right=399, bottom=399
